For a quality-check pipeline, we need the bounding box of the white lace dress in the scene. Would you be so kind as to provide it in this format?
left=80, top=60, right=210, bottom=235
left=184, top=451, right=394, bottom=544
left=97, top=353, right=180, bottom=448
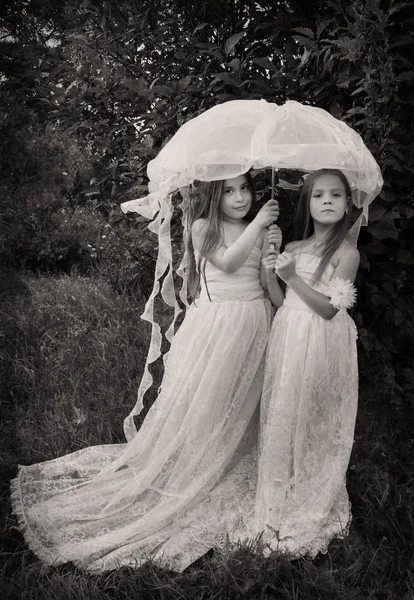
left=11, top=246, right=272, bottom=572
left=255, top=253, right=359, bottom=556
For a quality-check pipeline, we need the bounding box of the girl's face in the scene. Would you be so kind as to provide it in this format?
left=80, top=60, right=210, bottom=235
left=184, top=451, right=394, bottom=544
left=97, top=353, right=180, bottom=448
left=220, top=175, right=253, bottom=221
left=309, top=173, right=348, bottom=225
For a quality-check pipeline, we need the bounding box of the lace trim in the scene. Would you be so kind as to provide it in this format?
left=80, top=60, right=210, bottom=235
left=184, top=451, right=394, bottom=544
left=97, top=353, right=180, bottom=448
left=10, top=467, right=64, bottom=566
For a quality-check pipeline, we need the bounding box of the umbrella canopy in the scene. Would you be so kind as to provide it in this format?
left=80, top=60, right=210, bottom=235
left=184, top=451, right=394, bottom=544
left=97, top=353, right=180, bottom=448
left=122, top=99, right=383, bottom=218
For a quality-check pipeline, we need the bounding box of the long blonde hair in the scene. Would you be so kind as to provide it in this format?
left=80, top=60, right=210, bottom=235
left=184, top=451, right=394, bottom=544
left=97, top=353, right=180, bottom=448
left=294, top=169, right=353, bottom=283
left=184, top=173, right=256, bottom=300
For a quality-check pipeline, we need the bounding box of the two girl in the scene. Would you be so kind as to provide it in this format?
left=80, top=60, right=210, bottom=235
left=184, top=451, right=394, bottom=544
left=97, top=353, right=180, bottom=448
left=11, top=168, right=359, bottom=570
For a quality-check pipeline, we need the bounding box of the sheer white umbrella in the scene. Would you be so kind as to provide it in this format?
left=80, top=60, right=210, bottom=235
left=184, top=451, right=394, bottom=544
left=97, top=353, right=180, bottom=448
left=121, top=99, right=383, bottom=440
left=122, top=99, right=382, bottom=217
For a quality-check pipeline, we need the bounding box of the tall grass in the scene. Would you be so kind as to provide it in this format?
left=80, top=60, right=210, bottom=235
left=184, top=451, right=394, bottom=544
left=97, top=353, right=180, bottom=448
left=0, top=271, right=413, bottom=600
left=0, top=273, right=154, bottom=465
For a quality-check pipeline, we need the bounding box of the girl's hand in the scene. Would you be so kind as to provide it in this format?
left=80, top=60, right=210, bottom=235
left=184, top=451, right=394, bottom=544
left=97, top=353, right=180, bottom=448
left=254, top=200, right=279, bottom=229
left=267, top=224, right=283, bottom=250
left=262, top=248, right=279, bottom=275
left=275, top=252, right=296, bottom=283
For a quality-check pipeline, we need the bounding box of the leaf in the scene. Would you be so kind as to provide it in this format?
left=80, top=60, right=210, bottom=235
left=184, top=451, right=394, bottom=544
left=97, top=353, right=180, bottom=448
left=396, top=71, right=414, bottom=82
left=251, top=75, right=274, bottom=94
left=379, top=189, right=397, bottom=202
left=393, top=309, right=406, bottom=326
left=358, top=327, right=375, bottom=352
left=389, top=35, right=414, bottom=48
left=383, top=281, right=395, bottom=297
left=368, top=205, right=387, bottom=222
left=210, top=72, right=240, bottom=87
left=194, top=42, right=222, bottom=57
left=121, top=78, right=147, bottom=92
left=359, top=251, right=370, bottom=270
left=371, top=294, right=383, bottom=306
left=390, top=147, right=406, bottom=162
left=386, top=156, right=404, bottom=171
left=293, top=27, right=315, bottom=39
left=346, top=107, right=366, bottom=116
left=108, top=160, right=119, bottom=175
left=395, top=296, right=407, bottom=310
left=291, top=34, right=315, bottom=50
left=193, top=23, right=208, bottom=33
left=155, top=85, right=175, bottom=97
left=228, top=58, right=241, bottom=71
left=252, top=57, right=277, bottom=72
left=329, top=101, right=343, bottom=118
left=377, top=261, right=398, bottom=275
left=285, top=37, right=298, bottom=67
left=80, top=187, right=100, bottom=196
left=179, top=75, right=192, bottom=90
left=354, top=310, right=363, bottom=326
left=317, top=19, right=333, bottom=40
left=271, top=73, right=295, bottom=85
left=402, top=367, right=414, bottom=387
left=350, top=86, right=365, bottom=96
left=383, top=210, right=400, bottom=221
left=255, top=22, right=273, bottom=33
left=362, top=243, right=389, bottom=255
left=299, top=47, right=312, bottom=69
left=397, top=250, right=414, bottom=265
left=224, top=32, right=246, bottom=55
left=370, top=220, right=398, bottom=240
left=389, top=1, right=413, bottom=16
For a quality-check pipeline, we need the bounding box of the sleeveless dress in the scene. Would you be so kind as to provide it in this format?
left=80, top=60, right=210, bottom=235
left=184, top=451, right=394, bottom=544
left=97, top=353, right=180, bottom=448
left=255, top=253, right=359, bottom=556
left=11, top=246, right=272, bottom=572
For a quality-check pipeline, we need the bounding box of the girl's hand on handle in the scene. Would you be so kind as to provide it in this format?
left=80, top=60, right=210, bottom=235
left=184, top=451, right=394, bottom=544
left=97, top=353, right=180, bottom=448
left=275, top=252, right=296, bottom=283
left=254, top=199, right=279, bottom=229
left=267, top=224, right=283, bottom=251
left=262, top=248, right=278, bottom=275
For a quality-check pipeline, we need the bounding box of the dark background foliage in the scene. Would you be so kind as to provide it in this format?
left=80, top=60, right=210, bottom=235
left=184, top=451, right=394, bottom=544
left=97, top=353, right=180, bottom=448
left=0, top=1, right=413, bottom=598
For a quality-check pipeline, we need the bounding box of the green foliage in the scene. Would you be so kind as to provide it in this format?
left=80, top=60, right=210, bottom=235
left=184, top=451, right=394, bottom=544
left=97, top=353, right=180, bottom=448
left=0, top=95, right=156, bottom=296
left=0, top=95, right=92, bottom=271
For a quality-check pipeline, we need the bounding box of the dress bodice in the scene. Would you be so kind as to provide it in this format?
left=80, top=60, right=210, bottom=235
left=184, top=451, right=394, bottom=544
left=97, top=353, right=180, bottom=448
left=196, top=246, right=265, bottom=302
left=283, top=253, right=334, bottom=312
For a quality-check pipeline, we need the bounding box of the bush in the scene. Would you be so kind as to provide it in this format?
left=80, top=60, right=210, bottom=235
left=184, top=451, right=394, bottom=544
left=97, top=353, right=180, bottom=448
left=2, top=192, right=156, bottom=301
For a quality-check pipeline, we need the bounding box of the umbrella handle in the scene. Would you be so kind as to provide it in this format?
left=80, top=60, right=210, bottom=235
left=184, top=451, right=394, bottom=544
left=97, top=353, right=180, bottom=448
left=269, top=167, right=276, bottom=250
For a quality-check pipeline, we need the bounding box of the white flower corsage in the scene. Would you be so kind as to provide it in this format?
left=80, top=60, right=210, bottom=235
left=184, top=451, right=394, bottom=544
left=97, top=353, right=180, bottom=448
left=324, top=278, right=357, bottom=310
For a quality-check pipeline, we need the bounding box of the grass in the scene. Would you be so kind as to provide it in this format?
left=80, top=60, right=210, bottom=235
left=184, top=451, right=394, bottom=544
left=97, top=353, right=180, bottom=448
left=0, top=269, right=413, bottom=600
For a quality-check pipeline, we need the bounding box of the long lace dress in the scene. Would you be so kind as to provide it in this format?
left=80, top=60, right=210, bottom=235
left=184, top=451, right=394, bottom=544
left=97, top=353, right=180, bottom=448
left=11, top=246, right=272, bottom=572
left=255, top=253, right=359, bottom=556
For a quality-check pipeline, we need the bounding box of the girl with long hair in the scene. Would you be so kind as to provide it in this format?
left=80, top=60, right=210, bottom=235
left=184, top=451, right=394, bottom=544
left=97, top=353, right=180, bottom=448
left=258, top=168, right=360, bottom=556
left=11, top=173, right=280, bottom=572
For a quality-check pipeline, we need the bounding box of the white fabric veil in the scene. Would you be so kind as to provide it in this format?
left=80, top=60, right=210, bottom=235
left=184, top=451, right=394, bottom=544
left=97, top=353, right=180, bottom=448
left=121, top=99, right=383, bottom=440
